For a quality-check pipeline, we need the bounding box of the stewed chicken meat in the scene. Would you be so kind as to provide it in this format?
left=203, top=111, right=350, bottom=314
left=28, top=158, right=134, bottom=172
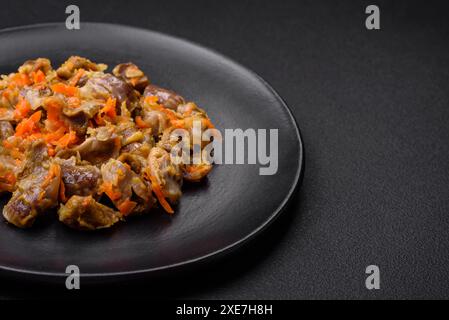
left=0, top=56, right=215, bottom=230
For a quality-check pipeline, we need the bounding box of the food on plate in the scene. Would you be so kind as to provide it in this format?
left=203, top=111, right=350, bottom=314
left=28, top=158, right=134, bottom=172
left=0, top=57, right=215, bottom=230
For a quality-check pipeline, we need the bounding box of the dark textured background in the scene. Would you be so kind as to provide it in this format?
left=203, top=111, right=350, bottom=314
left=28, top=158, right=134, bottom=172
left=1, top=0, right=449, bottom=299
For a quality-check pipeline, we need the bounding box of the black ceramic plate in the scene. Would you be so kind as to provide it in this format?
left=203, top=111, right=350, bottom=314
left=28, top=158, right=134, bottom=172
left=0, top=23, right=303, bottom=282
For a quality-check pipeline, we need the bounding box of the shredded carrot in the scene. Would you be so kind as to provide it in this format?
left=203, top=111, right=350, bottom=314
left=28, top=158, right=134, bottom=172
left=69, top=69, right=84, bottom=86
left=101, top=181, right=122, bottom=201
left=59, top=180, right=67, bottom=203
left=55, top=130, right=77, bottom=148
left=44, top=97, right=68, bottom=130
left=28, top=132, right=43, bottom=141
left=102, top=98, right=117, bottom=118
left=31, top=70, right=46, bottom=84
left=117, top=199, right=137, bottom=216
left=145, top=95, right=185, bottom=128
left=44, top=127, right=66, bottom=144
left=15, top=111, right=42, bottom=137
left=29, top=110, right=42, bottom=122
left=2, top=90, right=10, bottom=100
left=144, top=95, right=159, bottom=105
left=95, top=98, right=117, bottom=125
left=13, top=96, right=32, bottom=120
left=47, top=146, right=56, bottom=157
left=10, top=73, right=31, bottom=88
left=9, top=148, right=24, bottom=160
left=3, top=171, right=16, bottom=186
left=51, top=83, right=78, bottom=97
left=67, top=96, right=81, bottom=108
left=202, top=117, right=215, bottom=129
left=2, top=140, right=13, bottom=149
left=171, top=119, right=185, bottom=128
left=148, top=174, right=174, bottom=214
left=41, top=163, right=60, bottom=188
left=135, top=116, right=149, bottom=128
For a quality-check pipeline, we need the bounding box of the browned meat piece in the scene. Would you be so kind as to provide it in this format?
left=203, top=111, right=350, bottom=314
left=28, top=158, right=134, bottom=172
left=21, top=87, right=52, bottom=110
left=56, top=157, right=101, bottom=200
left=3, top=141, right=61, bottom=228
left=18, top=58, right=52, bottom=75
left=56, top=56, right=105, bottom=79
left=113, top=63, right=149, bottom=93
left=80, top=74, right=140, bottom=112
left=117, top=152, right=147, bottom=174
left=63, top=99, right=102, bottom=119
left=155, top=127, right=213, bottom=182
left=177, top=102, right=209, bottom=118
left=0, top=121, right=14, bottom=140
left=144, top=84, right=185, bottom=110
left=101, top=159, right=153, bottom=214
left=183, top=163, right=213, bottom=182
left=57, top=126, right=121, bottom=165
left=138, top=102, right=170, bottom=138
left=147, top=147, right=183, bottom=203
left=0, top=154, right=17, bottom=193
left=116, top=121, right=144, bottom=146
left=0, top=91, right=17, bottom=120
left=58, top=195, right=122, bottom=230
left=61, top=100, right=103, bottom=136
left=0, top=123, right=18, bottom=192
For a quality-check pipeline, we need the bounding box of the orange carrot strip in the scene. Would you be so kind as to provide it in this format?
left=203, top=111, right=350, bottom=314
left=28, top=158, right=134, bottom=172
left=144, top=95, right=159, bottom=105
left=13, top=97, right=32, bottom=120
left=2, top=140, right=13, bottom=149
left=47, top=146, right=56, bottom=157
left=59, top=180, right=67, bottom=203
left=10, top=73, right=31, bottom=88
left=41, top=163, right=60, bottom=188
left=45, top=127, right=66, bottom=144
left=51, top=83, right=78, bottom=97
left=101, top=181, right=122, bottom=201
left=117, top=199, right=137, bottom=216
left=69, top=69, right=84, bottom=86
left=4, top=171, right=16, bottom=186
left=202, top=118, right=215, bottom=129
left=31, top=70, right=46, bottom=84
left=102, top=98, right=117, bottom=118
left=29, top=110, right=42, bottom=122
left=135, top=116, right=149, bottom=128
left=15, top=111, right=42, bottom=137
left=67, top=96, right=80, bottom=108
left=55, top=130, right=77, bottom=148
left=148, top=174, right=174, bottom=214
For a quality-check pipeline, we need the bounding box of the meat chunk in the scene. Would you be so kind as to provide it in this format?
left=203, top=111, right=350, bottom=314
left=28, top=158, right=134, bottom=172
left=80, top=74, right=140, bottom=111
left=183, top=163, right=213, bottom=182
left=0, top=121, right=14, bottom=140
left=144, top=85, right=185, bottom=110
left=117, top=152, right=147, bottom=174
left=57, top=126, right=121, bottom=165
left=0, top=154, right=17, bottom=193
left=56, top=157, right=101, bottom=200
left=58, top=195, right=122, bottom=230
left=61, top=100, right=103, bottom=136
left=21, top=87, right=52, bottom=110
left=147, top=147, right=183, bottom=203
left=56, top=56, right=106, bottom=79
left=3, top=141, right=61, bottom=228
left=18, top=58, right=52, bottom=75
left=139, top=108, right=169, bottom=138
left=113, top=63, right=149, bottom=93
left=101, top=159, right=153, bottom=215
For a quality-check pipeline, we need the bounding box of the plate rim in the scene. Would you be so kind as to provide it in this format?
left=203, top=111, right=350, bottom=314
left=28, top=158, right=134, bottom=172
left=0, top=22, right=305, bottom=280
